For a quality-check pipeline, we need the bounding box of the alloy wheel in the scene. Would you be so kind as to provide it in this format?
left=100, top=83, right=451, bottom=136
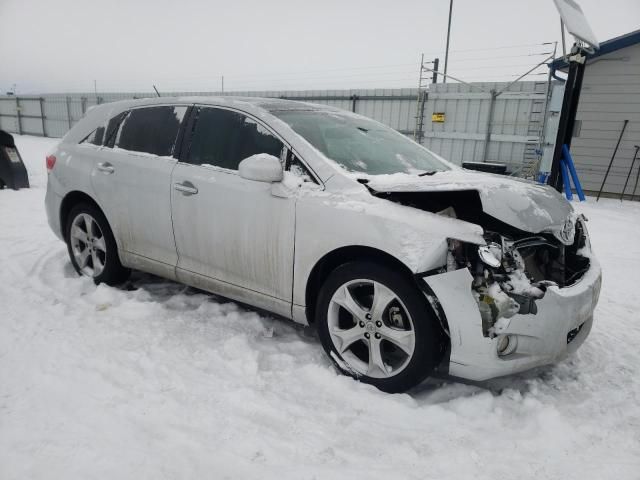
left=327, top=279, right=416, bottom=378
left=69, top=213, right=107, bottom=277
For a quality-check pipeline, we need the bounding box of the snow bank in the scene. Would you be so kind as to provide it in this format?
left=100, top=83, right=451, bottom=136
left=1, top=136, right=639, bottom=479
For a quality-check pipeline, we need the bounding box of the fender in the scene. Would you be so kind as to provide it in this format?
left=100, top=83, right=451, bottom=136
left=291, top=187, right=485, bottom=323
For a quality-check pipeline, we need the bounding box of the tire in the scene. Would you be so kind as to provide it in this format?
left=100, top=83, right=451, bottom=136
left=316, top=261, right=445, bottom=393
left=65, top=203, right=130, bottom=285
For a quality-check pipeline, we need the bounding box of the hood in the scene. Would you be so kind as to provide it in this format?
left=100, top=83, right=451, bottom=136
left=366, top=169, right=573, bottom=234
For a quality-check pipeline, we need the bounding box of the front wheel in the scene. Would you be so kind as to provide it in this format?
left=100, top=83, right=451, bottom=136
left=65, top=203, right=130, bottom=285
left=316, top=261, right=445, bottom=393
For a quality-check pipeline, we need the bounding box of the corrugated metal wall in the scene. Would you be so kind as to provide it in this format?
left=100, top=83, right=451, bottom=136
left=567, top=42, right=640, bottom=196
left=422, top=81, right=549, bottom=172
left=0, top=83, right=549, bottom=172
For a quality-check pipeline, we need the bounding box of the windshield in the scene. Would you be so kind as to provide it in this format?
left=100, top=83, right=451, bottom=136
left=271, top=110, right=450, bottom=175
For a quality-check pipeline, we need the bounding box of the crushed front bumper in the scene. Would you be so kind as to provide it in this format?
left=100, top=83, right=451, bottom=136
left=423, top=257, right=602, bottom=381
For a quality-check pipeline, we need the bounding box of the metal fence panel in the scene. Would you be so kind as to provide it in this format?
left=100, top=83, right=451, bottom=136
left=421, top=81, right=549, bottom=171
left=0, top=82, right=550, bottom=174
left=0, top=98, right=18, bottom=132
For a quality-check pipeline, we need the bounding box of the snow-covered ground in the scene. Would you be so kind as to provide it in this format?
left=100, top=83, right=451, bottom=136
left=1, top=135, right=639, bottom=480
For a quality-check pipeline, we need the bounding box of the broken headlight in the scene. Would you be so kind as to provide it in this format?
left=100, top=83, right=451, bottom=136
left=477, top=243, right=502, bottom=268
left=447, top=234, right=551, bottom=338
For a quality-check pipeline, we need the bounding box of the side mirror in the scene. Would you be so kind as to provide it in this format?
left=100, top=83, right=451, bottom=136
left=238, top=154, right=283, bottom=183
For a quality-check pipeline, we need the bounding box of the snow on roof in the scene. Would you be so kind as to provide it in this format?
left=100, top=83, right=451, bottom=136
left=102, top=95, right=341, bottom=114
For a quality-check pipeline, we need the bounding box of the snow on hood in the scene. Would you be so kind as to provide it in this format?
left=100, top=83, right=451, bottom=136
left=366, top=170, right=573, bottom=233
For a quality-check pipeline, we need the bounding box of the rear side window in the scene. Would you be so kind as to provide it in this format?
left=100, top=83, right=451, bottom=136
left=104, top=111, right=129, bottom=148
left=115, top=106, right=187, bottom=156
left=80, top=125, right=105, bottom=146
left=186, top=107, right=283, bottom=170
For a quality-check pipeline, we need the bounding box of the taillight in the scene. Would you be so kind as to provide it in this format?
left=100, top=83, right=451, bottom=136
left=46, top=155, right=56, bottom=172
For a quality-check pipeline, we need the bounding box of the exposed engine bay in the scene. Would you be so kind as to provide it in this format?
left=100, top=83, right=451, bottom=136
left=373, top=189, right=592, bottom=338
left=447, top=221, right=589, bottom=337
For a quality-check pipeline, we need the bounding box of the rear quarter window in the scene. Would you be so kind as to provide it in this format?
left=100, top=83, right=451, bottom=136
left=80, top=126, right=105, bottom=146
left=104, top=111, right=129, bottom=148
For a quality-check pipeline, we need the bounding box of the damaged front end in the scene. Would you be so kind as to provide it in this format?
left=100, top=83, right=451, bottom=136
left=368, top=178, right=601, bottom=379
left=446, top=215, right=592, bottom=339
left=371, top=187, right=595, bottom=348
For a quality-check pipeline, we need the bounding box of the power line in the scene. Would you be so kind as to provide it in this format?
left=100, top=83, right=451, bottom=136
left=155, top=63, right=418, bottom=83
left=155, top=58, right=549, bottom=89
left=70, top=40, right=557, bottom=92
left=438, top=62, right=549, bottom=72
left=123, top=41, right=556, bottom=85
left=433, top=41, right=554, bottom=54
left=442, top=51, right=553, bottom=62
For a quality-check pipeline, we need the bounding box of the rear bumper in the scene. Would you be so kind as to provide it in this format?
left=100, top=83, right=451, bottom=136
left=45, top=181, right=64, bottom=241
left=424, top=256, right=602, bottom=381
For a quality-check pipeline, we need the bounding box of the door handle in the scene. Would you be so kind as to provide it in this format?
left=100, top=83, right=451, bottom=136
left=174, top=181, right=198, bottom=195
left=97, top=162, right=115, bottom=174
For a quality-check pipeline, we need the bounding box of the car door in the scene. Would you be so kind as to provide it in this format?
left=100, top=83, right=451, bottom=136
left=91, top=105, right=188, bottom=277
left=170, top=106, right=295, bottom=316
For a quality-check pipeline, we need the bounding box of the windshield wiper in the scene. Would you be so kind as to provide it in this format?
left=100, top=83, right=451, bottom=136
left=418, top=170, right=437, bottom=176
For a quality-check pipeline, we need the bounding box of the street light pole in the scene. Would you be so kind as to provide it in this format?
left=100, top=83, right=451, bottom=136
left=443, top=0, right=453, bottom=83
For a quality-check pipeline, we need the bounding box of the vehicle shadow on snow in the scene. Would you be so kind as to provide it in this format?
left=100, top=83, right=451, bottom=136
left=411, top=360, right=581, bottom=403
left=119, top=269, right=318, bottom=341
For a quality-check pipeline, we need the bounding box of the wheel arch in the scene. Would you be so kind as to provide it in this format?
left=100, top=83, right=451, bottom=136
left=59, top=191, right=105, bottom=241
left=304, top=245, right=416, bottom=324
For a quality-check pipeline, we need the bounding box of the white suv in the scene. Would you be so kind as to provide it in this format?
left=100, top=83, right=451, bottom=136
left=45, top=97, right=601, bottom=392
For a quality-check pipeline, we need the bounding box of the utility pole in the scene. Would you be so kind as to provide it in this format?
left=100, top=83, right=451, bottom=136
left=443, top=0, right=453, bottom=83
left=414, top=54, right=426, bottom=141
left=221, top=75, right=224, bottom=93
left=94, top=80, right=97, bottom=97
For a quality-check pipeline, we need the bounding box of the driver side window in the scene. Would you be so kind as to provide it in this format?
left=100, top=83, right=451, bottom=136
left=185, top=107, right=284, bottom=170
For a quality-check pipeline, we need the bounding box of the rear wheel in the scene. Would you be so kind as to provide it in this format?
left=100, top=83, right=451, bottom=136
left=65, top=203, right=130, bottom=285
left=316, top=261, right=445, bottom=393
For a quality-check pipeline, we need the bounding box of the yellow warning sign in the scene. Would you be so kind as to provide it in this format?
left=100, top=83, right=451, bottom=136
left=432, top=112, right=445, bottom=123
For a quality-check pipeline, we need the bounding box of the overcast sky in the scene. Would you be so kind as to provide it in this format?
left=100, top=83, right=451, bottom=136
left=1, top=0, right=638, bottom=94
